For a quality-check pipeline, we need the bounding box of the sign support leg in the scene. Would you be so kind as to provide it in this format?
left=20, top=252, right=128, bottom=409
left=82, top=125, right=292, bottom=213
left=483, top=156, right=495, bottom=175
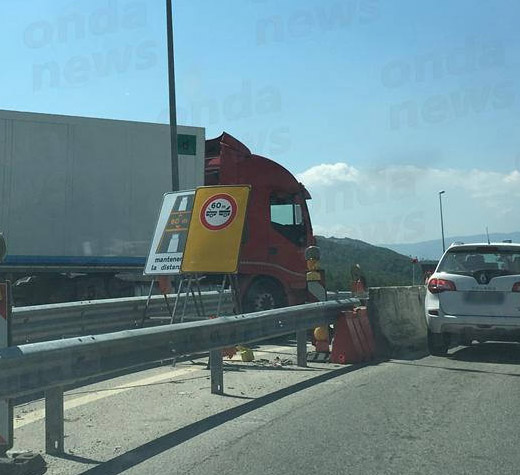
left=140, top=279, right=155, bottom=327
left=163, top=293, right=173, bottom=318
left=45, top=387, right=64, bottom=455
left=190, top=276, right=202, bottom=318
left=170, top=277, right=184, bottom=324
left=180, top=275, right=193, bottom=323
left=193, top=274, right=205, bottom=318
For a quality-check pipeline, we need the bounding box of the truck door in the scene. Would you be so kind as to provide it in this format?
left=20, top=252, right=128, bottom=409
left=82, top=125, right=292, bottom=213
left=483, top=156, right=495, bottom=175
left=268, top=192, right=308, bottom=273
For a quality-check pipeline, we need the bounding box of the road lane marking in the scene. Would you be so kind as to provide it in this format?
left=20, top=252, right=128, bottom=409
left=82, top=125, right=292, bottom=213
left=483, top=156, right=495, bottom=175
left=15, top=366, right=202, bottom=429
left=14, top=345, right=296, bottom=429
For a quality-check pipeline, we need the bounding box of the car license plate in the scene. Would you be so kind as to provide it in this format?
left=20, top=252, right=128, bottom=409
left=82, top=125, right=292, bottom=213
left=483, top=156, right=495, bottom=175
left=464, top=292, right=504, bottom=304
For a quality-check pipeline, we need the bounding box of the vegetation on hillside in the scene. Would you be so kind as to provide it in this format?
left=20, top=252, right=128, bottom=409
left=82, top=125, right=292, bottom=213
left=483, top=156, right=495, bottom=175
left=316, top=236, right=418, bottom=291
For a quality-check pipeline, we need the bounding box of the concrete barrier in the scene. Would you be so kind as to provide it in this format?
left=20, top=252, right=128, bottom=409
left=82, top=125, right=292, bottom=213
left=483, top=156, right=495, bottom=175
left=367, top=286, right=427, bottom=358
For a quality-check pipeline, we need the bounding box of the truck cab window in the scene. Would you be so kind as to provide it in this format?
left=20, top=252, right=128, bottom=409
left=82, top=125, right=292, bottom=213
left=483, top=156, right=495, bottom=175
left=270, top=194, right=306, bottom=246
left=271, top=204, right=303, bottom=226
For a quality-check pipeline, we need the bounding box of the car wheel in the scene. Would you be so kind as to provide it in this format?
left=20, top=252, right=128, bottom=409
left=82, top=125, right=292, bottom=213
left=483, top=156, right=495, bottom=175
left=428, top=330, right=450, bottom=356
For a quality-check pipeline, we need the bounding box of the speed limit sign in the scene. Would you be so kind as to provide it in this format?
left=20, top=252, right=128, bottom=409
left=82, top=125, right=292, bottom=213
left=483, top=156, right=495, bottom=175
left=200, top=194, right=237, bottom=231
left=181, top=185, right=250, bottom=273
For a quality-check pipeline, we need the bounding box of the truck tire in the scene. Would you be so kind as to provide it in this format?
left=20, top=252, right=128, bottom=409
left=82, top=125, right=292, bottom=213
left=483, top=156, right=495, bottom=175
left=243, top=278, right=287, bottom=313
left=428, top=329, right=449, bottom=356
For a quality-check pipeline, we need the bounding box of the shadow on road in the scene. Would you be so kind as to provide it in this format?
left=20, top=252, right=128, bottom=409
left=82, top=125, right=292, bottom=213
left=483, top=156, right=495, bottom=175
left=54, top=453, right=103, bottom=465
left=450, top=342, right=520, bottom=364
left=388, top=360, right=520, bottom=378
left=78, top=362, right=375, bottom=475
left=387, top=342, right=520, bottom=378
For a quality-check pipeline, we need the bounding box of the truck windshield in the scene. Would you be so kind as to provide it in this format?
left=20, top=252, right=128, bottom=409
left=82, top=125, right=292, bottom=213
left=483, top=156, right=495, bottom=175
left=438, top=249, right=520, bottom=276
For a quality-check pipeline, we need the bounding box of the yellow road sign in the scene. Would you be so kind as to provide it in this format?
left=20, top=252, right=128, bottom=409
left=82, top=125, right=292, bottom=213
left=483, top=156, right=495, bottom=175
left=181, top=185, right=251, bottom=274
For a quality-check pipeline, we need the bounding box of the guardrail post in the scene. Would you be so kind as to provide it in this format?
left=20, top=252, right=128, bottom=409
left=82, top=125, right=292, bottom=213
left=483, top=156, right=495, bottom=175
left=0, top=281, right=13, bottom=456
left=209, top=350, right=224, bottom=395
left=45, top=387, right=64, bottom=455
left=296, top=330, right=307, bottom=367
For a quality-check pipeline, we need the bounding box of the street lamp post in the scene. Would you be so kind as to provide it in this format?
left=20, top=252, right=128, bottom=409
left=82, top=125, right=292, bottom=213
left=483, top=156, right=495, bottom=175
left=166, top=0, right=179, bottom=191
left=439, top=190, right=446, bottom=253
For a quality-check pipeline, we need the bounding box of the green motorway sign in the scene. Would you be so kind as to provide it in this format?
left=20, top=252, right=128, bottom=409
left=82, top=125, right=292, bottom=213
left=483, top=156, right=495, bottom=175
left=177, top=134, right=196, bottom=156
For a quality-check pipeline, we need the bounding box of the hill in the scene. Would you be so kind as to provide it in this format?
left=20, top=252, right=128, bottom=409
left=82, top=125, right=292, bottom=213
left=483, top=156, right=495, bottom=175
left=382, top=231, right=520, bottom=260
left=316, top=236, right=418, bottom=291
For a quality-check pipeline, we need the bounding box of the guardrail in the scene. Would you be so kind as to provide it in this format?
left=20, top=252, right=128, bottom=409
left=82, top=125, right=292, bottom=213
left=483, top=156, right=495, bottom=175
left=11, top=291, right=353, bottom=345
left=11, top=291, right=234, bottom=345
left=0, top=298, right=357, bottom=455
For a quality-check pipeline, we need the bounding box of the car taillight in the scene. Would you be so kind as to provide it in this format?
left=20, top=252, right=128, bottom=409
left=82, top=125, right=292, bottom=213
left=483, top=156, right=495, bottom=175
left=428, top=278, right=457, bottom=294
left=512, top=282, right=520, bottom=292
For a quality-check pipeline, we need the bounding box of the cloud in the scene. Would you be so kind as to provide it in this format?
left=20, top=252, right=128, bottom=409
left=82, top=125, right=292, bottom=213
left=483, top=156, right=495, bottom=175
left=296, top=163, right=359, bottom=186
left=504, top=170, right=520, bottom=184
left=424, top=168, right=520, bottom=203
left=297, top=161, right=520, bottom=243
left=298, top=162, right=520, bottom=203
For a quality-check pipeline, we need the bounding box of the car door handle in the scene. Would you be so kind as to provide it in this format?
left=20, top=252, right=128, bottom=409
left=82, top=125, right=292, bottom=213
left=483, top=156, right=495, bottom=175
left=268, top=247, right=278, bottom=255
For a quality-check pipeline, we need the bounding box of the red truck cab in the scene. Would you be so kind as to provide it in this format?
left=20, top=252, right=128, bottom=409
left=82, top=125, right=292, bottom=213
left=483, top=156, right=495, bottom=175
left=205, top=133, right=315, bottom=312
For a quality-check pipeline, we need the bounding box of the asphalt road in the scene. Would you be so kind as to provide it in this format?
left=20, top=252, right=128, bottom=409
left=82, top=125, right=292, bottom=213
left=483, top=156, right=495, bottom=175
left=11, top=342, right=520, bottom=475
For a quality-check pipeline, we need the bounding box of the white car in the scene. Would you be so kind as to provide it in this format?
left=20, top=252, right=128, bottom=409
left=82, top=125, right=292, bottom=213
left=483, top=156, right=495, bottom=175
left=425, top=242, right=520, bottom=356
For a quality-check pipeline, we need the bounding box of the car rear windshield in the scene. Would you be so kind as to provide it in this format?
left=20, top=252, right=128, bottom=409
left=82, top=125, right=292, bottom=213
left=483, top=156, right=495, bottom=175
left=438, top=248, right=520, bottom=276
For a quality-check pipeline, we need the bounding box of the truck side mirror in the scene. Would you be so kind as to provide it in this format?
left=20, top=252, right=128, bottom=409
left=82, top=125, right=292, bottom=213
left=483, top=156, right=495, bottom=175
left=0, top=233, right=6, bottom=263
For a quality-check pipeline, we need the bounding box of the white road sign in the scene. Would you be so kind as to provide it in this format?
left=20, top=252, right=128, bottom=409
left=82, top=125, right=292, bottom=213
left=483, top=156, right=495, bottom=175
left=144, top=190, right=195, bottom=275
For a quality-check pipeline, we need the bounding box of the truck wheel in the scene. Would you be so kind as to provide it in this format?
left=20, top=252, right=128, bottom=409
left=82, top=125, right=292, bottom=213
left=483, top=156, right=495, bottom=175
left=428, top=329, right=449, bottom=356
left=243, top=279, right=287, bottom=313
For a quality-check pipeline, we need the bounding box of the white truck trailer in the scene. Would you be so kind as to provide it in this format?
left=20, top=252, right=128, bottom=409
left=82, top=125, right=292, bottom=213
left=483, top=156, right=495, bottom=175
left=0, top=109, right=205, bottom=305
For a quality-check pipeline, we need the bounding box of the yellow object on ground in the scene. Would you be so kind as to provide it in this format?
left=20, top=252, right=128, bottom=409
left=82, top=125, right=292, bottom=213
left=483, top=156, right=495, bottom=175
left=314, top=326, right=328, bottom=341
left=237, top=346, right=255, bottom=362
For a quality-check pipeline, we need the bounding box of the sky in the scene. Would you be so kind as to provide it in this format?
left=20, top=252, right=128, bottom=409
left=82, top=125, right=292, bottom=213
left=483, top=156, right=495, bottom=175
left=1, top=0, right=519, bottom=245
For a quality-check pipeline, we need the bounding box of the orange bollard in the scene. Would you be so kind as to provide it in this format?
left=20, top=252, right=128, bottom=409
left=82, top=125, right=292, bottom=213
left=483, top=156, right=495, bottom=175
left=331, top=311, right=363, bottom=364
left=356, top=307, right=375, bottom=358
left=330, top=312, right=348, bottom=364
left=346, top=315, right=365, bottom=360
left=331, top=308, right=376, bottom=364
